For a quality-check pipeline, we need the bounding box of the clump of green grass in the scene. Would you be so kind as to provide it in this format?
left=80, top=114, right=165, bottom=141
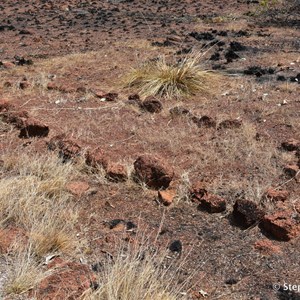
left=124, top=51, right=218, bottom=98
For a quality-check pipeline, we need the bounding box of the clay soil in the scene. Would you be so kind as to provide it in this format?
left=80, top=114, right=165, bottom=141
left=0, top=0, right=300, bottom=299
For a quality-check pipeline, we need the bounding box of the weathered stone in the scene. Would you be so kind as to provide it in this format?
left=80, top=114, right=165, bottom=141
left=261, top=210, right=300, bottom=241
left=232, top=199, right=265, bottom=229
left=134, top=155, right=174, bottom=190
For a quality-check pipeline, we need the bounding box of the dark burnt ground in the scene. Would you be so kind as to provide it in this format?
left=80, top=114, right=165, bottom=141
left=0, top=1, right=300, bottom=300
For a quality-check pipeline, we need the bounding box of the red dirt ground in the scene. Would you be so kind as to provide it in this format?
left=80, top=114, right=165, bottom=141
left=0, top=0, right=300, bottom=299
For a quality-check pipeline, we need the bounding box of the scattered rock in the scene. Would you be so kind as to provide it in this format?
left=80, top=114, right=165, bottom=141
left=127, top=94, right=142, bottom=106
left=76, top=86, right=87, bottom=93
left=232, top=199, right=265, bottom=229
left=105, top=162, right=127, bottom=182
left=152, top=39, right=175, bottom=47
left=169, top=106, right=191, bottom=116
left=34, top=259, right=96, bottom=300
left=244, top=66, right=275, bottom=77
left=265, top=188, right=289, bottom=202
left=281, top=139, right=300, bottom=151
left=218, top=119, right=242, bottom=130
left=48, top=135, right=82, bottom=161
left=19, top=117, right=49, bottom=138
left=198, top=193, right=226, bottom=213
left=19, top=81, right=30, bottom=90
left=225, top=49, right=239, bottom=62
left=14, top=55, right=33, bottom=66
left=225, top=278, right=239, bottom=285
left=209, top=52, right=220, bottom=61
left=3, top=81, right=12, bottom=87
left=190, top=182, right=207, bottom=202
left=260, top=210, right=300, bottom=241
left=141, top=97, right=163, bottom=113
left=95, top=92, right=118, bottom=101
left=169, top=240, right=182, bottom=253
left=85, top=147, right=108, bottom=169
left=233, top=30, right=250, bottom=37
left=0, top=99, right=14, bottom=112
left=134, top=155, right=174, bottom=189
left=47, top=82, right=59, bottom=90
left=229, top=41, right=247, bottom=51
left=66, top=181, right=90, bottom=197
left=254, top=239, right=282, bottom=255
left=284, top=164, right=299, bottom=178
left=277, top=75, right=286, bottom=81
left=190, top=182, right=226, bottom=213
left=1, top=61, right=15, bottom=69
left=158, top=189, right=176, bottom=206
left=1, top=110, right=29, bottom=128
left=19, top=28, right=35, bottom=35
left=189, top=31, right=214, bottom=41
left=290, top=73, right=300, bottom=83
left=108, top=219, right=127, bottom=231
left=192, top=115, right=216, bottom=128
left=108, top=219, right=136, bottom=230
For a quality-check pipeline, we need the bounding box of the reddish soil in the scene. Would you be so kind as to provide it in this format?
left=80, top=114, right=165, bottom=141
left=0, top=0, right=300, bottom=299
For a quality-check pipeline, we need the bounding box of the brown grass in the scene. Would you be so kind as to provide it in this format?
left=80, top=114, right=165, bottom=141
left=3, top=246, right=49, bottom=296
left=0, top=152, right=78, bottom=257
left=123, top=51, right=218, bottom=98
left=82, top=236, right=189, bottom=300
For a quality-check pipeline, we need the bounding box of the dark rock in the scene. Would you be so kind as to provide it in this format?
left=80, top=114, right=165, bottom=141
left=225, top=278, right=238, bottom=285
left=142, top=97, right=163, bottom=113
left=210, top=52, right=220, bottom=61
left=244, top=66, right=275, bottom=77
left=229, top=41, right=247, bottom=51
left=192, top=115, right=216, bottom=128
left=218, top=119, right=242, bottom=129
left=277, top=75, right=286, bottom=81
left=128, top=94, right=141, bottom=106
left=225, top=49, right=239, bottom=62
left=232, top=199, right=265, bottom=229
left=281, top=139, right=300, bottom=151
left=189, top=31, right=214, bottom=41
left=19, top=81, right=30, bottom=90
left=290, top=73, right=300, bottom=83
left=19, top=118, right=49, bottom=138
left=169, top=240, right=182, bottom=253
left=284, top=164, right=299, bottom=178
left=95, top=92, right=118, bottom=101
left=14, top=56, right=33, bottom=66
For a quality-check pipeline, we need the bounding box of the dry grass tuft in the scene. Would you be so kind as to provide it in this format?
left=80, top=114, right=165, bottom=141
left=82, top=236, right=188, bottom=300
left=0, top=152, right=78, bottom=257
left=3, top=246, right=48, bottom=296
left=123, top=51, right=218, bottom=98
